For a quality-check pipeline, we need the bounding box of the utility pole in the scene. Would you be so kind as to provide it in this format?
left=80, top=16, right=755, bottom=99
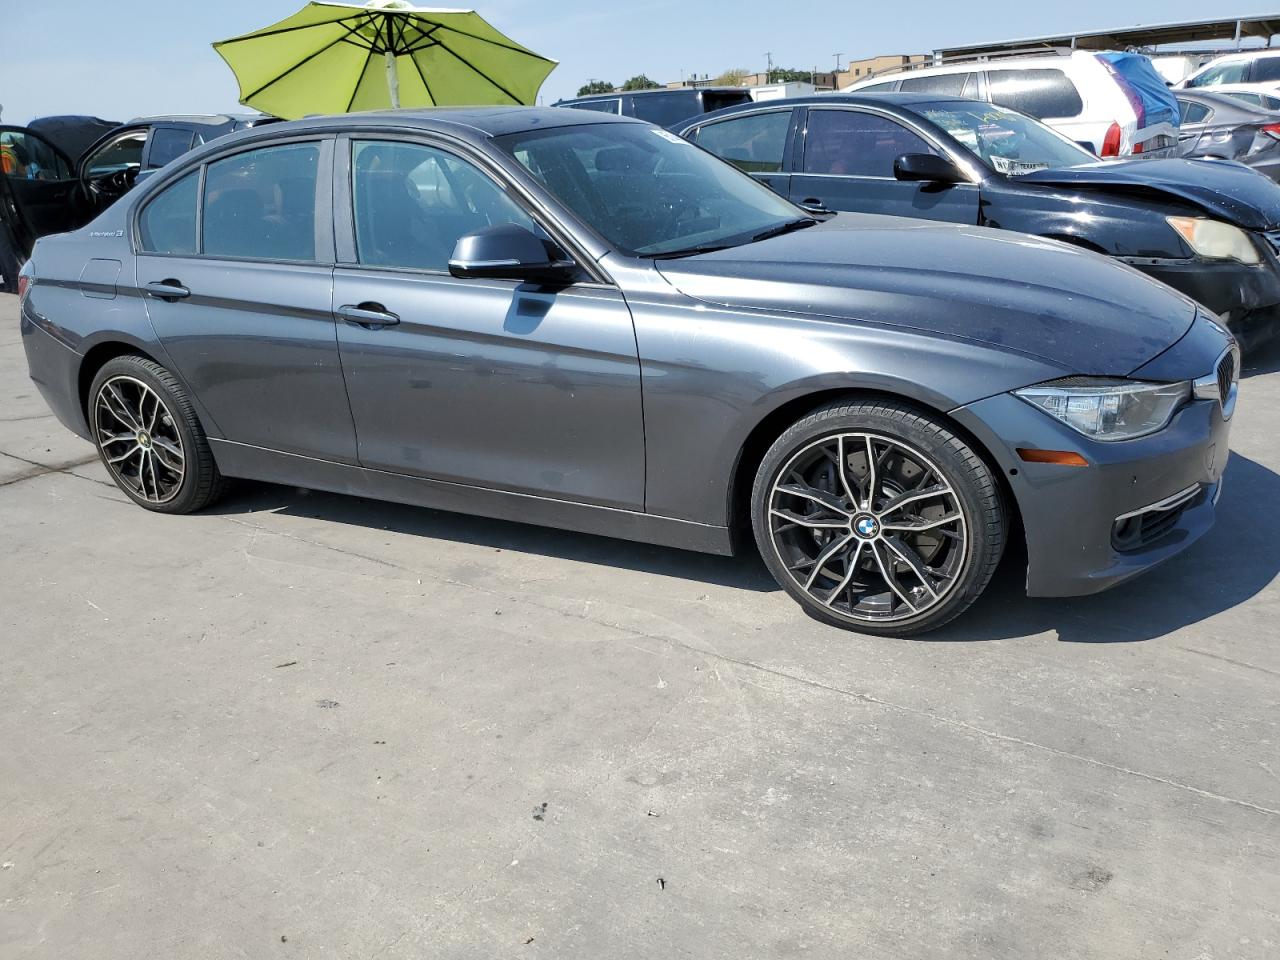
left=834, top=53, right=843, bottom=73
left=765, top=51, right=773, bottom=81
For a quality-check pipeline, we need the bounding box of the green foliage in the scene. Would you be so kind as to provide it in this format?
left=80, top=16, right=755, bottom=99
left=620, top=74, right=662, bottom=91
left=715, top=68, right=750, bottom=86
left=576, top=79, right=615, bottom=96
left=768, top=67, right=814, bottom=83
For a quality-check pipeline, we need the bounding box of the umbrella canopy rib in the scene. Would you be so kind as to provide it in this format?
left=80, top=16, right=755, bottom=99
left=241, top=17, right=376, bottom=101
left=433, top=40, right=521, bottom=103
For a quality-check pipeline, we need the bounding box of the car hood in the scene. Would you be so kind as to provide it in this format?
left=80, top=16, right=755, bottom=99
left=1018, top=158, right=1280, bottom=230
left=653, top=215, right=1197, bottom=376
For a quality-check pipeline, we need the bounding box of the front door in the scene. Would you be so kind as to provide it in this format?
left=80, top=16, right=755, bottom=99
left=332, top=137, right=645, bottom=510
left=789, top=107, right=981, bottom=223
left=135, top=138, right=357, bottom=463
left=0, top=126, right=84, bottom=254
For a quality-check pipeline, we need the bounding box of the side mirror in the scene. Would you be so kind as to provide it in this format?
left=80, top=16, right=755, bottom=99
left=893, top=153, right=968, bottom=184
left=448, top=223, right=577, bottom=284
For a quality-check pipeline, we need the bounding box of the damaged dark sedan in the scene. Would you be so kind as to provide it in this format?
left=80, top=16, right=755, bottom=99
left=19, top=108, right=1237, bottom=635
left=679, top=93, right=1280, bottom=347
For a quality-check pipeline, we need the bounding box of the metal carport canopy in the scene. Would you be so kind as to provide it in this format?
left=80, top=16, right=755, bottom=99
left=933, top=15, right=1280, bottom=58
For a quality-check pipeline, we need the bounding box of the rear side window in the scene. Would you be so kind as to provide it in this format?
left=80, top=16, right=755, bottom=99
left=567, top=98, right=621, bottom=114
left=988, top=69, right=1083, bottom=119
left=1177, top=101, right=1211, bottom=123
left=147, top=128, right=195, bottom=170
left=858, top=81, right=898, bottom=92
left=202, top=143, right=318, bottom=261
left=138, top=171, right=199, bottom=255
left=694, top=111, right=792, bottom=173
left=629, top=92, right=700, bottom=127
left=1252, top=58, right=1280, bottom=82
left=802, top=109, right=938, bottom=177
left=899, top=73, right=975, bottom=96
left=1186, top=61, right=1249, bottom=87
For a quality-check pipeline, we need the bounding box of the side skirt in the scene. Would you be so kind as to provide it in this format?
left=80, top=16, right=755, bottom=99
left=209, top=439, right=734, bottom=556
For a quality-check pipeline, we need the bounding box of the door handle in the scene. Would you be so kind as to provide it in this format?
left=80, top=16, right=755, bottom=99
left=338, top=303, right=400, bottom=329
left=143, top=280, right=190, bottom=301
left=797, top=198, right=830, bottom=214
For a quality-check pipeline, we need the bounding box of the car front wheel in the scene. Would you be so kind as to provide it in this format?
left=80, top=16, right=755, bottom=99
left=751, top=399, right=1007, bottom=636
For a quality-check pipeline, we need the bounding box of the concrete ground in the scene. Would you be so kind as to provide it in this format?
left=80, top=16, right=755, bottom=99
left=1, top=291, right=1278, bottom=959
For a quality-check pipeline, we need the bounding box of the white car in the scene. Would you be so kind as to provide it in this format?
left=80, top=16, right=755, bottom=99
left=1178, top=50, right=1280, bottom=91
left=843, top=50, right=1179, bottom=158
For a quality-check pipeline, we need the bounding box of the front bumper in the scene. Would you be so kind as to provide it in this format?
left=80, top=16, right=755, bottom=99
left=952, top=337, right=1234, bottom=597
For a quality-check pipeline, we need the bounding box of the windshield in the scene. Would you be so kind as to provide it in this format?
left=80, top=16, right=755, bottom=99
left=916, top=102, right=1096, bottom=175
left=494, top=122, right=803, bottom=256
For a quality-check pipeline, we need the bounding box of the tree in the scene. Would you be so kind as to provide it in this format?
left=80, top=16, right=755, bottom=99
left=768, top=67, right=814, bottom=83
left=621, top=74, right=661, bottom=91
left=576, top=79, right=615, bottom=96
left=715, top=68, right=750, bottom=86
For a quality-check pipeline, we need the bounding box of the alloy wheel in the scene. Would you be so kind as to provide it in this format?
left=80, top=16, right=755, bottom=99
left=93, top=375, right=186, bottom=504
left=767, top=432, right=969, bottom=624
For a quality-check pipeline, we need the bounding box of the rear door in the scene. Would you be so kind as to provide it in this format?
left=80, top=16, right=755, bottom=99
left=788, top=106, right=980, bottom=223
left=330, top=134, right=645, bottom=509
left=135, top=136, right=357, bottom=463
left=686, top=107, right=797, bottom=196
left=0, top=126, right=84, bottom=253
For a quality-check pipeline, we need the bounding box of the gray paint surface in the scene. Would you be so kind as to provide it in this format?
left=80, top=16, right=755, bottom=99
left=3, top=293, right=1280, bottom=958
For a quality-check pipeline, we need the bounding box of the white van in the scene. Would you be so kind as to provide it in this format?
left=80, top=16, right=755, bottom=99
left=843, top=50, right=1179, bottom=158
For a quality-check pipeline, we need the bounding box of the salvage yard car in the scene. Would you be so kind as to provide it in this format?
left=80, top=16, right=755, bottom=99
left=18, top=108, right=1238, bottom=635
left=679, top=92, right=1280, bottom=347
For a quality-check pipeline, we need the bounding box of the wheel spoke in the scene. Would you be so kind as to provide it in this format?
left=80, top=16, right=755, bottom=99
left=876, top=483, right=953, bottom=519
left=881, top=513, right=962, bottom=533
left=775, top=482, right=852, bottom=517
left=771, top=508, right=848, bottom=530
left=103, top=383, right=141, bottom=432
left=871, top=540, right=918, bottom=614
left=834, top=435, right=858, bottom=510
left=861, top=435, right=877, bottom=510
left=804, top=533, right=855, bottom=591
left=106, top=443, right=142, bottom=465
left=146, top=451, right=161, bottom=501
left=823, top=541, right=865, bottom=607
left=883, top=536, right=942, bottom=599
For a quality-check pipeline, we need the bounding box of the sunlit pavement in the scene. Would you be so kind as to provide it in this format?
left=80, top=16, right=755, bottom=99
left=2, top=292, right=1278, bottom=958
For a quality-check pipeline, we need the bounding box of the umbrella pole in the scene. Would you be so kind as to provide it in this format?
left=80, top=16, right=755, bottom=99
left=385, top=49, right=400, bottom=109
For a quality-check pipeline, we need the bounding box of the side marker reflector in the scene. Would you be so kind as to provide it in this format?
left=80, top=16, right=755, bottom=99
left=1016, top=448, right=1089, bottom=467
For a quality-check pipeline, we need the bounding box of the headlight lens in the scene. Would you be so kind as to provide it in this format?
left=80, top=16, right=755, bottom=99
left=1014, top=378, right=1190, bottom=441
left=1166, top=217, right=1261, bottom=264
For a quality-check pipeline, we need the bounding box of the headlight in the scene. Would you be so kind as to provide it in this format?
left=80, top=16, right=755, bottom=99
left=1166, top=217, right=1261, bottom=264
left=1014, top=378, right=1190, bottom=441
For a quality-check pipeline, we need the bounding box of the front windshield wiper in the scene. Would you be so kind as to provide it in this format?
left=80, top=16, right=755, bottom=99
left=750, top=217, right=819, bottom=243
left=645, top=243, right=736, bottom=260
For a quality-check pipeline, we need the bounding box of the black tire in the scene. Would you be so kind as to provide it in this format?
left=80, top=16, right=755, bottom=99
left=751, top=398, right=1007, bottom=636
left=87, top=355, right=226, bottom=514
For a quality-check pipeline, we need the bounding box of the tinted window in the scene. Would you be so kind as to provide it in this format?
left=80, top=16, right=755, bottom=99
left=858, top=81, right=898, bottom=92
left=1186, top=61, right=1249, bottom=87
left=352, top=140, right=535, bottom=272
left=988, top=69, right=1083, bottom=119
left=1252, top=58, right=1280, bottom=82
left=919, top=101, right=1096, bottom=174
left=138, top=171, right=199, bottom=254
left=85, top=133, right=145, bottom=176
left=899, top=73, right=971, bottom=96
left=630, top=92, right=700, bottom=128
left=694, top=111, right=791, bottom=173
left=803, top=109, right=938, bottom=177
left=496, top=124, right=800, bottom=256
left=203, top=143, right=318, bottom=261
left=0, top=130, right=71, bottom=181
left=567, top=98, right=621, bottom=114
left=147, top=128, right=195, bottom=169
left=1177, top=101, right=1212, bottom=123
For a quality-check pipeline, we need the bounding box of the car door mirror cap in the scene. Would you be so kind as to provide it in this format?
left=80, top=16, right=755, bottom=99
left=448, top=223, right=579, bottom=283
left=893, top=153, right=968, bottom=184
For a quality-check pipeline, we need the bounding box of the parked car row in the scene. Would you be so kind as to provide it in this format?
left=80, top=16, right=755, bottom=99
left=18, top=107, right=1239, bottom=635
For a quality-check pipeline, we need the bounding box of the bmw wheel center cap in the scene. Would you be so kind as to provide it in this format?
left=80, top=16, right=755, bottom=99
left=853, top=514, right=880, bottom=539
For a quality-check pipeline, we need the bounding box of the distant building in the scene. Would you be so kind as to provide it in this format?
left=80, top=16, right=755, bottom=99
left=835, top=54, right=928, bottom=88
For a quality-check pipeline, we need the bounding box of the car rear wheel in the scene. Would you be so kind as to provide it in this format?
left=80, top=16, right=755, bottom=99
left=751, top=399, right=1007, bottom=636
left=88, top=355, right=226, bottom=514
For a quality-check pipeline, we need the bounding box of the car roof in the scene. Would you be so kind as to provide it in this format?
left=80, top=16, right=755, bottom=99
left=125, top=114, right=267, bottom=126
left=676, top=92, right=969, bottom=129
left=1175, top=89, right=1272, bottom=116
left=558, top=87, right=744, bottom=102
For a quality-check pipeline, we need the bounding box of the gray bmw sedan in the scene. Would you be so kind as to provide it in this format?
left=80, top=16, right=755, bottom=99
left=18, top=108, right=1237, bottom=635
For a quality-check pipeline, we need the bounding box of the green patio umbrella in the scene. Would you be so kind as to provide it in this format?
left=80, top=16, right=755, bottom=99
left=213, top=0, right=557, bottom=119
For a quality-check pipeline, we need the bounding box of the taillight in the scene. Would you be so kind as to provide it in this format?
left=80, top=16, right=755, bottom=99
left=17, top=274, right=30, bottom=300
left=1263, top=122, right=1280, bottom=141
left=1133, top=141, right=1144, bottom=155
left=1101, top=122, right=1123, bottom=158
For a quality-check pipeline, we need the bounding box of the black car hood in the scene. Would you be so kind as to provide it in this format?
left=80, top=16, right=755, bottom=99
left=654, top=215, right=1196, bottom=376
left=1018, top=158, right=1280, bottom=231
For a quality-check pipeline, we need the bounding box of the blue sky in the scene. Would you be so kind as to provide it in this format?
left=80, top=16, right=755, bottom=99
left=0, top=1, right=1273, bottom=125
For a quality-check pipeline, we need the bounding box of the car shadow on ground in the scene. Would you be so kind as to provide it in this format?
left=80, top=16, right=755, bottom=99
left=1242, top=337, right=1280, bottom=379
left=208, top=450, right=1279, bottom=640
left=208, top=484, right=779, bottom=593
left=928, top=451, right=1280, bottom=643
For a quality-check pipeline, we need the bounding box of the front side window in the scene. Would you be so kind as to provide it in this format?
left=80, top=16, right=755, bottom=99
left=138, top=171, right=199, bottom=255
left=802, top=110, right=938, bottom=177
left=147, top=128, right=195, bottom=170
left=899, top=73, right=971, bottom=96
left=202, top=143, right=318, bottom=261
left=987, top=69, right=1083, bottom=119
left=694, top=111, right=791, bottom=174
left=352, top=140, right=535, bottom=272
left=1186, top=61, right=1249, bottom=88
left=0, top=130, right=71, bottom=181
left=85, top=133, right=146, bottom=177
left=918, top=101, right=1095, bottom=175
left=496, top=123, right=801, bottom=257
